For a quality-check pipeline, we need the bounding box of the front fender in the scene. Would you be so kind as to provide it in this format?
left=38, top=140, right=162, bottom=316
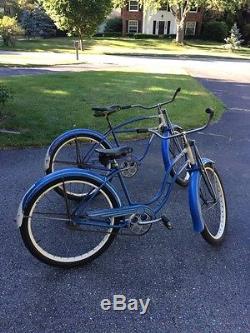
left=44, top=128, right=112, bottom=172
left=16, top=169, right=121, bottom=228
left=161, top=124, right=183, bottom=171
left=161, top=129, right=171, bottom=171
left=188, top=158, right=215, bottom=232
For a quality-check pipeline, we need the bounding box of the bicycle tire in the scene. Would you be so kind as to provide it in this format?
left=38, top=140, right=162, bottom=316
left=47, top=133, right=111, bottom=174
left=20, top=174, right=120, bottom=268
left=194, top=164, right=227, bottom=245
left=46, top=132, right=112, bottom=200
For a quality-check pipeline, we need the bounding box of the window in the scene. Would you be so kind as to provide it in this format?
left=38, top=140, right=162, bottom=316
left=129, top=0, right=139, bottom=11
left=160, top=5, right=170, bottom=11
left=185, top=21, right=196, bottom=36
left=128, top=20, right=138, bottom=33
left=190, top=6, right=198, bottom=12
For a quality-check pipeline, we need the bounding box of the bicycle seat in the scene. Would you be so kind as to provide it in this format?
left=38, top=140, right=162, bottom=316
left=92, top=105, right=120, bottom=117
left=95, top=146, right=133, bottom=160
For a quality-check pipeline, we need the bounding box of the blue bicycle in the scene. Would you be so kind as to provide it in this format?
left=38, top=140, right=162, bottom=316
left=44, top=88, right=189, bottom=192
left=17, top=108, right=227, bottom=268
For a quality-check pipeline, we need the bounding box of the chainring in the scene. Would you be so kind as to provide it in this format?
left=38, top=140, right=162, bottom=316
left=121, top=159, right=138, bottom=178
left=129, top=213, right=152, bottom=235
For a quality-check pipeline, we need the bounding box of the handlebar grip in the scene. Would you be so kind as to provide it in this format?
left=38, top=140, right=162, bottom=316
left=205, top=107, right=214, bottom=120
left=173, top=87, right=181, bottom=100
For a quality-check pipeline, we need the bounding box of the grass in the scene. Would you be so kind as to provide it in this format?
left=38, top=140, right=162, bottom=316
left=0, top=37, right=249, bottom=61
left=0, top=71, right=224, bottom=147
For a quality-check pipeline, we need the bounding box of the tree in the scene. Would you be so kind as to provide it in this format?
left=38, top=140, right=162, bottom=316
left=41, top=0, right=113, bottom=50
left=20, top=5, right=57, bottom=39
left=113, top=0, right=248, bottom=44
left=225, top=23, right=244, bottom=51
left=0, top=15, right=23, bottom=46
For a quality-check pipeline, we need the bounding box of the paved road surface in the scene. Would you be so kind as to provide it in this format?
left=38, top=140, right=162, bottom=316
left=0, top=57, right=249, bottom=332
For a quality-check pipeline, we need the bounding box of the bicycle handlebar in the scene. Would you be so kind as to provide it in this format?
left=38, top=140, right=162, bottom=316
left=148, top=107, right=215, bottom=139
left=92, top=88, right=181, bottom=117
left=131, top=87, right=181, bottom=110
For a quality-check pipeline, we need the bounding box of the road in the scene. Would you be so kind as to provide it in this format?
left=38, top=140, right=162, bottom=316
left=0, top=56, right=250, bottom=332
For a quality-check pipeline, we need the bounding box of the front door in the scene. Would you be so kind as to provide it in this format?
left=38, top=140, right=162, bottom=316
left=158, top=21, right=165, bottom=35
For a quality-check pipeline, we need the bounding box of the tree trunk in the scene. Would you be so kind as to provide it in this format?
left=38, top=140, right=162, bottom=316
left=79, top=38, right=84, bottom=51
left=175, top=21, right=185, bottom=44
left=170, top=4, right=189, bottom=45
left=78, top=30, right=84, bottom=51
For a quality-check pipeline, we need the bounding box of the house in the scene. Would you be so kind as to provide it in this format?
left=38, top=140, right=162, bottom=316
left=121, top=1, right=204, bottom=36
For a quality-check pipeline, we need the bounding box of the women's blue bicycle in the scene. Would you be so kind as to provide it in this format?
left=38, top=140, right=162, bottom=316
left=17, top=107, right=227, bottom=268
left=44, top=88, right=189, bottom=189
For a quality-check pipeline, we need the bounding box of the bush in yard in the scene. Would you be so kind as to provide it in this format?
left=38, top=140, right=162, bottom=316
left=202, top=21, right=228, bottom=42
left=134, top=33, right=159, bottom=39
left=104, top=17, right=122, bottom=33
left=0, top=16, right=23, bottom=46
left=242, top=24, right=250, bottom=44
left=0, top=85, right=13, bottom=116
left=20, top=6, right=56, bottom=39
left=103, top=32, right=122, bottom=37
left=224, top=23, right=244, bottom=51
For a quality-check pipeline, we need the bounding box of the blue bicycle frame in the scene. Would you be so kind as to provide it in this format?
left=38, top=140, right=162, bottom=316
left=69, top=129, right=192, bottom=229
left=17, top=108, right=215, bottom=235
left=44, top=88, right=183, bottom=173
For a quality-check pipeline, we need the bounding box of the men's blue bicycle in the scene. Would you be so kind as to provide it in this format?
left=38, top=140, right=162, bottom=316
left=17, top=106, right=227, bottom=268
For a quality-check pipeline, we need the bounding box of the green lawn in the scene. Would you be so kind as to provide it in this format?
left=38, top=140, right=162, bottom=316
left=0, top=71, right=224, bottom=147
left=1, top=37, right=249, bottom=59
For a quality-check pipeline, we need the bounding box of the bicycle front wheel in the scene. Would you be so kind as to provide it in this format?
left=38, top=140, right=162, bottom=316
left=198, top=165, right=227, bottom=245
left=169, top=129, right=189, bottom=187
left=20, top=175, right=120, bottom=268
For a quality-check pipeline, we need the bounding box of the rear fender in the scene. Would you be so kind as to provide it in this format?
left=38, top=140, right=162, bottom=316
left=16, top=169, right=121, bottom=228
left=44, top=129, right=112, bottom=172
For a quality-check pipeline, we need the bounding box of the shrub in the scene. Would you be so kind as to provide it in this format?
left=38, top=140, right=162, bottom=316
left=224, top=23, right=244, bottom=51
left=0, top=85, right=13, bottom=110
left=134, top=33, right=159, bottom=39
left=202, top=21, right=228, bottom=42
left=104, top=17, right=122, bottom=33
left=102, top=32, right=122, bottom=37
left=20, top=6, right=56, bottom=39
left=242, top=24, right=250, bottom=44
left=94, top=32, right=104, bottom=37
left=0, top=16, right=23, bottom=46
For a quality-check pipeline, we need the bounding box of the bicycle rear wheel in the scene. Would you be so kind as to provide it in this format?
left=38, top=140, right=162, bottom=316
left=198, top=165, right=227, bottom=245
left=47, top=134, right=112, bottom=199
left=48, top=134, right=111, bottom=174
left=20, top=175, right=120, bottom=267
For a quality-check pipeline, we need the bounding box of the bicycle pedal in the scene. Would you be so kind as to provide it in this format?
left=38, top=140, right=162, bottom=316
left=161, top=215, right=173, bottom=230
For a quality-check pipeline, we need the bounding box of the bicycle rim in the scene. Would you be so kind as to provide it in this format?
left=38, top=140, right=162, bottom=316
left=24, top=179, right=116, bottom=265
left=51, top=136, right=107, bottom=173
left=199, top=167, right=226, bottom=240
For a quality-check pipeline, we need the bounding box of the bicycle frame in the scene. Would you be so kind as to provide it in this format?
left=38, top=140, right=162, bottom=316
left=17, top=108, right=217, bottom=234
left=71, top=129, right=190, bottom=229
left=44, top=99, right=182, bottom=173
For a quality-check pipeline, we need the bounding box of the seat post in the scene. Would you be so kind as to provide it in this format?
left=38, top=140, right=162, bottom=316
left=105, top=115, right=120, bottom=147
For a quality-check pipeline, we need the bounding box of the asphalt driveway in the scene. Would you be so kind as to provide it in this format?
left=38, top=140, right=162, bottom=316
left=0, top=59, right=249, bottom=332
